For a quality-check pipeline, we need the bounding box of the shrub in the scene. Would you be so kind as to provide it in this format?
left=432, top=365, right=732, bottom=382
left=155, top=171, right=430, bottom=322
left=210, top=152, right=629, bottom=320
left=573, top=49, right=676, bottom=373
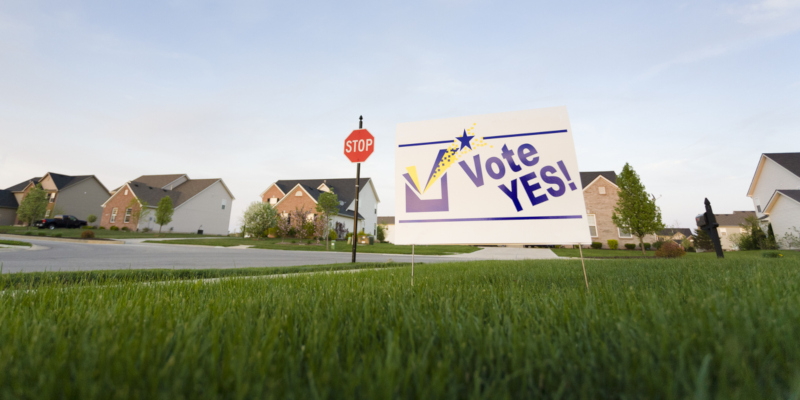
left=643, top=243, right=651, bottom=250
left=99, top=226, right=106, bottom=230
left=38, top=232, right=46, bottom=236
left=329, top=230, right=338, bottom=240
left=142, top=227, right=151, bottom=233
left=306, top=240, right=312, bottom=245
left=86, top=214, right=97, bottom=224
left=687, top=246, right=696, bottom=253
left=655, top=241, right=686, bottom=258
left=268, top=227, right=277, bottom=238
left=121, top=227, right=130, bottom=231
left=53, top=233, right=62, bottom=237
left=24, top=231, right=33, bottom=236
left=84, top=225, right=95, bottom=229
left=624, top=243, right=635, bottom=250
left=110, top=226, right=119, bottom=231
left=653, top=240, right=665, bottom=250
left=81, top=230, right=95, bottom=239
left=591, top=242, right=602, bottom=249
left=346, top=232, right=353, bottom=239
left=762, top=251, right=782, bottom=258
left=377, top=225, right=386, bottom=242
left=607, top=240, right=619, bottom=250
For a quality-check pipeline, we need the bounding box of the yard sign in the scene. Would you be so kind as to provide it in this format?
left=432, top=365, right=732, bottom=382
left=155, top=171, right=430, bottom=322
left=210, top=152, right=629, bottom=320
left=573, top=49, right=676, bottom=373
left=394, top=106, right=591, bottom=245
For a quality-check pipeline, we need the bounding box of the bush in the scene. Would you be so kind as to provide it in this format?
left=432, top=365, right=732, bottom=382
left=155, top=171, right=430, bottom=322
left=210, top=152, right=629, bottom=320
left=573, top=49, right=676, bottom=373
left=643, top=243, right=651, bottom=250
left=81, top=230, right=95, bottom=239
left=306, top=240, right=312, bottom=245
left=53, top=233, right=62, bottom=238
left=268, top=227, right=277, bottom=238
left=624, top=243, right=635, bottom=250
left=653, top=240, right=665, bottom=250
left=329, top=230, right=338, bottom=241
left=110, top=226, right=119, bottom=231
left=24, top=232, right=33, bottom=236
left=655, top=241, right=686, bottom=258
left=142, top=227, right=151, bottom=233
left=121, top=227, right=130, bottom=232
left=346, top=232, right=353, bottom=239
left=687, top=246, right=696, bottom=253
left=84, top=225, right=95, bottom=229
left=607, top=240, right=618, bottom=250
left=762, top=251, right=782, bottom=258
left=86, top=214, right=97, bottom=224
left=99, top=226, right=106, bottom=230
left=591, top=242, right=602, bottom=249
left=38, top=232, right=46, bottom=236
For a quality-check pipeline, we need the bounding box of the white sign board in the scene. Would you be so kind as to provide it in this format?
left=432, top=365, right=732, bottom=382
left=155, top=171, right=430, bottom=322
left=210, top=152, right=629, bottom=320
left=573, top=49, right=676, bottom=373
left=394, top=107, right=591, bottom=245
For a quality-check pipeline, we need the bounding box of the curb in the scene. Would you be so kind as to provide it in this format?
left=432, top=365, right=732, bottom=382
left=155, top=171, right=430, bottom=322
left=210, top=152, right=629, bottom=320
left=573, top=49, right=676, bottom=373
left=0, top=234, right=123, bottom=245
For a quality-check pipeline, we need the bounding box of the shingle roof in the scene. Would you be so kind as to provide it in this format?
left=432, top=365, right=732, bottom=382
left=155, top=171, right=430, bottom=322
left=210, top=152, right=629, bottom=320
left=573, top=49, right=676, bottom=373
left=0, top=189, right=18, bottom=209
left=378, top=216, right=395, bottom=225
left=46, top=173, right=93, bottom=190
left=275, top=178, right=372, bottom=218
left=658, top=228, right=693, bottom=238
left=132, top=174, right=187, bottom=189
left=764, top=153, right=800, bottom=177
left=580, top=171, right=617, bottom=189
left=6, top=177, right=41, bottom=192
left=712, top=211, right=755, bottom=227
left=128, top=178, right=219, bottom=208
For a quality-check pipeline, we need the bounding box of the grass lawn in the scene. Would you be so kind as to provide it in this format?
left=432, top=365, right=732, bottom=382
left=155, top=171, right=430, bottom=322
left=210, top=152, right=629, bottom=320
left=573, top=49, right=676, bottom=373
left=0, top=239, right=31, bottom=247
left=553, top=247, right=800, bottom=260
left=0, top=225, right=225, bottom=239
left=145, top=237, right=481, bottom=255
left=2, top=257, right=799, bottom=398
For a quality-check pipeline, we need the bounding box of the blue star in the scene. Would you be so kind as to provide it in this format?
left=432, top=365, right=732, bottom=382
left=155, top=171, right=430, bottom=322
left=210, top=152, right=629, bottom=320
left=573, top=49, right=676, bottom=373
left=455, top=130, right=473, bottom=151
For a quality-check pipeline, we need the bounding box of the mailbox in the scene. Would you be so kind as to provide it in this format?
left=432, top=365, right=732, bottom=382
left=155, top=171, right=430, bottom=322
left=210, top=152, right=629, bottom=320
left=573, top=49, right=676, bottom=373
left=698, top=198, right=724, bottom=259
left=695, top=214, right=707, bottom=228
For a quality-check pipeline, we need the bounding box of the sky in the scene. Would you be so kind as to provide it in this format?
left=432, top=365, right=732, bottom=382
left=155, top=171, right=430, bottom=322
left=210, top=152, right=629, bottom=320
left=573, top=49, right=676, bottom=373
left=1, top=0, right=798, bottom=232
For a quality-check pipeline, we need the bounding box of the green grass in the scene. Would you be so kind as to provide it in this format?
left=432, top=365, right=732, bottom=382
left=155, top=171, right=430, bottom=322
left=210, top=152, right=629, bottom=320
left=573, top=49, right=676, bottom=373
left=553, top=247, right=800, bottom=260
left=2, top=257, right=799, bottom=399
left=145, top=237, right=481, bottom=255
left=0, top=225, right=224, bottom=239
left=0, top=239, right=31, bottom=247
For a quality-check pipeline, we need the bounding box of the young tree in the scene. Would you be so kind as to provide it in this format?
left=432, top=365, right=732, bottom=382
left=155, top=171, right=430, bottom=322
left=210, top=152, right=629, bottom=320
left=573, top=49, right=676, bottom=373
left=693, top=228, right=713, bottom=251
left=290, top=207, right=313, bottom=239
left=275, top=214, right=291, bottom=243
left=242, top=201, right=279, bottom=239
left=16, top=184, right=49, bottom=228
left=86, top=214, right=97, bottom=226
left=155, top=196, right=174, bottom=235
left=611, top=163, right=665, bottom=255
left=377, top=224, right=387, bottom=243
left=316, top=190, right=339, bottom=250
left=127, top=198, right=151, bottom=230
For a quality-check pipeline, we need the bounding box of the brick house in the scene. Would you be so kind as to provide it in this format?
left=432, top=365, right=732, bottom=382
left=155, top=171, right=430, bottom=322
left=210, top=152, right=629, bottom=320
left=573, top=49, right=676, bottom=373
left=581, top=171, right=657, bottom=249
left=100, top=174, right=235, bottom=235
left=4, top=173, right=111, bottom=225
left=261, top=178, right=380, bottom=237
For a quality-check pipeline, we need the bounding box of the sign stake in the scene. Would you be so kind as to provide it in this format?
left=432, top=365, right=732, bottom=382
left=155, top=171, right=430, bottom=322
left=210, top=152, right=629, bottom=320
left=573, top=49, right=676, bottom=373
left=411, top=244, right=415, bottom=286
left=578, top=244, right=589, bottom=290
left=351, top=116, right=363, bottom=263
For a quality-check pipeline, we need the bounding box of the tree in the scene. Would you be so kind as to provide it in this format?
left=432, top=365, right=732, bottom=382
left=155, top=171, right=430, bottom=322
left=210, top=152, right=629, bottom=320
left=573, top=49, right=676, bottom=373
left=290, top=207, right=313, bottom=239
left=275, top=214, right=291, bottom=243
left=242, top=201, right=279, bottom=239
left=693, top=228, right=713, bottom=251
left=127, top=198, right=151, bottom=230
left=155, top=196, right=174, bottom=235
left=16, top=184, right=49, bottom=228
left=86, top=214, right=97, bottom=226
left=377, top=224, right=387, bottom=243
left=611, top=163, right=665, bottom=255
left=766, top=223, right=777, bottom=249
left=316, top=190, right=339, bottom=250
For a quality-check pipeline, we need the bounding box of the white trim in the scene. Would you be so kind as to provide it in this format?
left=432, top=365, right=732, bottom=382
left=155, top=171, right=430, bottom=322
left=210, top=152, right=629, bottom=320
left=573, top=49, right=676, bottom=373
left=764, top=190, right=800, bottom=214
left=259, top=182, right=285, bottom=199
left=618, top=227, right=632, bottom=238
left=587, top=214, right=598, bottom=238
left=274, top=184, right=318, bottom=208
left=748, top=155, right=800, bottom=197
left=582, top=175, right=618, bottom=192
left=162, top=175, right=189, bottom=190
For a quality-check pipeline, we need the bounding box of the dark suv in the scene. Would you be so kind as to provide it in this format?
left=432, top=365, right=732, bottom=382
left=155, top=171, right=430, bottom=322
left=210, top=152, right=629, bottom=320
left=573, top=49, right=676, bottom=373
left=35, top=215, right=88, bottom=229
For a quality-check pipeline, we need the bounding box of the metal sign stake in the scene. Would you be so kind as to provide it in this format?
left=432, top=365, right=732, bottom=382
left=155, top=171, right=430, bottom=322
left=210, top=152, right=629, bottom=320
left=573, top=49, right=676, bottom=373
left=578, top=244, right=589, bottom=290
left=351, top=116, right=362, bottom=263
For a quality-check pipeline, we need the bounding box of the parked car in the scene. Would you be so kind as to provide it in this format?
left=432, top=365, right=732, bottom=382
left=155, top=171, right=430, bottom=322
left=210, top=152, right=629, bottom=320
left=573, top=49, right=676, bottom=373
left=35, top=215, right=88, bottom=229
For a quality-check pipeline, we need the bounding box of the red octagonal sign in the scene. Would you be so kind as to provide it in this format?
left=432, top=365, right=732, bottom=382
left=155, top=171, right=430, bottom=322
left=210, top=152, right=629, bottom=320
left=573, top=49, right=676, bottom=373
left=344, top=129, right=375, bottom=163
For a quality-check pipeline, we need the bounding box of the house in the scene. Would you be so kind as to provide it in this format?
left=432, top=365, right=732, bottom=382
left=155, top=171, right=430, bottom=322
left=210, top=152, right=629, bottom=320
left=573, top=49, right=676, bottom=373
left=4, top=173, right=111, bottom=224
left=0, top=189, right=18, bottom=225
left=260, top=178, right=380, bottom=237
left=378, top=216, right=395, bottom=243
left=747, top=153, right=800, bottom=249
left=581, top=171, right=657, bottom=249
left=708, top=211, right=755, bottom=251
left=100, top=174, right=234, bottom=235
left=657, top=228, right=694, bottom=244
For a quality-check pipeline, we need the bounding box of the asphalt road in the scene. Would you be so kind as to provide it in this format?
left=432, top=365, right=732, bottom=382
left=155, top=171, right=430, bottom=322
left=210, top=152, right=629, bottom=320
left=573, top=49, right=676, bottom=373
left=0, top=237, right=559, bottom=273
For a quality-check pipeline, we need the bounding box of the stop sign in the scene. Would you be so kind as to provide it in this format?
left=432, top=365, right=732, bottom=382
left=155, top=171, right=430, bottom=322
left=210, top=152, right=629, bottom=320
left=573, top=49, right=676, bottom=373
left=344, top=129, right=375, bottom=163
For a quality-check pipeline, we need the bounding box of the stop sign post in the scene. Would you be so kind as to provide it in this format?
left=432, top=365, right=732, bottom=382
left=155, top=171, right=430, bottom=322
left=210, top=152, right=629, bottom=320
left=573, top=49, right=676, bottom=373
left=345, top=116, right=375, bottom=263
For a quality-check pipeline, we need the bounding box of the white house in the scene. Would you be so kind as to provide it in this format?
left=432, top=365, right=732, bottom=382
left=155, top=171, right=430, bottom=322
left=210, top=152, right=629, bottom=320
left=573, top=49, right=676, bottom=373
left=261, top=178, right=380, bottom=237
left=378, top=216, right=395, bottom=243
left=100, top=174, right=235, bottom=235
left=747, top=153, right=800, bottom=249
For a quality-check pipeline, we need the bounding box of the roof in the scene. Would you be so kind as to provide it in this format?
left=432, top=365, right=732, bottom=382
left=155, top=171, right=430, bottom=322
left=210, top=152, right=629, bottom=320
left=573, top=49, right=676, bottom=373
left=658, top=228, right=692, bottom=238
left=0, top=189, right=18, bottom=209
left=378, top=216, right=395, bottom=225
left=764, top=189, right=800, bottom=214
left=580, top=171, right=617, bottom=189
left=764, top=153, right=800, bottom=177
left=128, top=178, right=220, bottom=208
left=712, top=211, right=756, bottom=227
left=45, top=172, right=93, bottom=191
left=275, top=178, right=373, bottom=217
left=6, top=177, right=41, bottom=192
left=132, top=174, right=187, bottom=189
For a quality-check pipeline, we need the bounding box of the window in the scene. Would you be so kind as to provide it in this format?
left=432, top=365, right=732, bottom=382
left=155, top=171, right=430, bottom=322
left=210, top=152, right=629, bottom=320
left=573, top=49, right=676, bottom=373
left=307, top=214, right=314, bottom=221
left=124, top=189, right=128, bottom=196
left=618, top=228, right=632, bottom=238
left=49, top=193, right=55, bottom=203
left=221, top=199, right=226, bottom=210
left=755, top=197, right=761, bottom=213
left=598, top=187, right=606, bottom=195
left=295, top=191, right=302, bottom=197
left=45, top=210, right=50, bottom=217
left=110, top=208, right=118, bottom=223
left=124, top=208, right=132, bottom=223
left=719, top=228, right=727, bottom=236
left=587, top=214, right=597, bottom=237
left=270, top=198, right=278, bottom=205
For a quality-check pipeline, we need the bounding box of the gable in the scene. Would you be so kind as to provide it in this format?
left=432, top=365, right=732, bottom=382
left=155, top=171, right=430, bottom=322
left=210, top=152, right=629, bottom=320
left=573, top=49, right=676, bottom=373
left=748, top=154, right=800, bottom=197
left=764, top=190, right=800, bottom=214
left=582, top=174, right=618, bottom=192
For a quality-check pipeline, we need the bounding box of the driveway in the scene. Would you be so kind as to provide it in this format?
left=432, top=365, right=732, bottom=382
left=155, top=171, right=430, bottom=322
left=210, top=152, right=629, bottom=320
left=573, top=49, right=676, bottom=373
left=0, top=236, right=559, bottom=273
